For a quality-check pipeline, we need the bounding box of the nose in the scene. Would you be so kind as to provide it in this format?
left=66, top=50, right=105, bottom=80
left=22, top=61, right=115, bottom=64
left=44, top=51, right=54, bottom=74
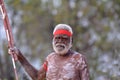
left=57, top=38, right=62, bottom=42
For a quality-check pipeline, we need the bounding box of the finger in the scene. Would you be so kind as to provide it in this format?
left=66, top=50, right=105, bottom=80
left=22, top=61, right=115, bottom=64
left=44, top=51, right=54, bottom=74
left=8, top=47, right=19, bottom=61
left=14, top=54, right=18, bottom=61
left=11, top=53, right=18, bottom=61
left=8, top=48, right=12, bottom=54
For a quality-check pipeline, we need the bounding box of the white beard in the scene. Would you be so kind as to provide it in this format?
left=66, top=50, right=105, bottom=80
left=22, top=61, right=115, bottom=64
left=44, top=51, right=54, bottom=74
left=52, top=41, right=72, bottom=55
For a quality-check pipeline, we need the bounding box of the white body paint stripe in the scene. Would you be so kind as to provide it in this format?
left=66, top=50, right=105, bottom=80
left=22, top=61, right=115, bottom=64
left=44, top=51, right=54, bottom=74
left=6, top=30, right=10, bottom=41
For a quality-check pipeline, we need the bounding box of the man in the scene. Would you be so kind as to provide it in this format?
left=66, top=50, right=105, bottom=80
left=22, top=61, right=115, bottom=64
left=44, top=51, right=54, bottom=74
left=9, top=24, right=89, bottom=80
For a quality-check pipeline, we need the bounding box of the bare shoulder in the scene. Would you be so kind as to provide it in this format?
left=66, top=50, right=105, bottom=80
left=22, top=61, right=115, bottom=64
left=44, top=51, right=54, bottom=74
left=72, top=51, right=84, bottom=58
left=72, top=51, right=87, bottom=62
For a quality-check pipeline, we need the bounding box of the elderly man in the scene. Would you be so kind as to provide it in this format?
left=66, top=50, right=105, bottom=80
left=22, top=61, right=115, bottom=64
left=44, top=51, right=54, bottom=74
left=9, top=24, right=89, bottom=80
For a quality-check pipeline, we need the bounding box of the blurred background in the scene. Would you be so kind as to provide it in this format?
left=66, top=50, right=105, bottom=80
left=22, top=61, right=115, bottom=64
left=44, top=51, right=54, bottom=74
left=0, top=0, right=120, bottom=80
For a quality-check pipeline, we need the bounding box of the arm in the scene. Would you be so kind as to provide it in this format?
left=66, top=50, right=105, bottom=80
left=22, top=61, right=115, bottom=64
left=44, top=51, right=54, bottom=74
left=17, top=50, right=38, bottom=80
left=38, top=61, right=47, bottom=80
left=8, top=48, right=46, bottom=80
left=79, top=55, right=90, bottom=80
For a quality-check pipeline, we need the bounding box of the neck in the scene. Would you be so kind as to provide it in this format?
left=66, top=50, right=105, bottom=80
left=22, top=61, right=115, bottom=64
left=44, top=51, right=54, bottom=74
left=59, top=49, right=72, bottom=57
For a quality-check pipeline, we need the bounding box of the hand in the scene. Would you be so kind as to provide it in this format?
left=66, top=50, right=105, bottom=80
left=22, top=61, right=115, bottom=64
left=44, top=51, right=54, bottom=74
left=8, top=47, right=20, bottom=61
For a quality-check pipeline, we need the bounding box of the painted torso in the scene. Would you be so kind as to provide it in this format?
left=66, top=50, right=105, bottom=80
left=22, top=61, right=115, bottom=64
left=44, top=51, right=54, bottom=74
left=46, top=51, right=85, bottom=80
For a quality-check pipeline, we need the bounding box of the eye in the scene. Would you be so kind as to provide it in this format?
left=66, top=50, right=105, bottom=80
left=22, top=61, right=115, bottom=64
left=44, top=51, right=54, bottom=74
left=54, top=36, right=60, bottom=40
left=62, top=37, right=68, bottom=40
left=56, top=37, right=60, bottom=39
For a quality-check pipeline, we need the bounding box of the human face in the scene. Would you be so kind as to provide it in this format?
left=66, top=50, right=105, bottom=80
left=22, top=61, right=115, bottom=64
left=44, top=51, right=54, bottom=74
left=52, top=34, right=72, bottom=55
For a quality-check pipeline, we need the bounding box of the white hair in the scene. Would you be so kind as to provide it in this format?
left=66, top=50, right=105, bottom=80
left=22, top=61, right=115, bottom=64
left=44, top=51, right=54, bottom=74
left=53, top=24, right=73, bottom=35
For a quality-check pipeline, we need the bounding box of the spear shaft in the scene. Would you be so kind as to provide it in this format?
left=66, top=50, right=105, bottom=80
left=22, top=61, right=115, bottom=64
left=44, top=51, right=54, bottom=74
left=0, top=0, right=18, bottom=80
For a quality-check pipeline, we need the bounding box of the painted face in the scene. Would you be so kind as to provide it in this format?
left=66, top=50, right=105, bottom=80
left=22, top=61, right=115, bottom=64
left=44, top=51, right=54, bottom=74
left=52, top=34, right=72, bottom=55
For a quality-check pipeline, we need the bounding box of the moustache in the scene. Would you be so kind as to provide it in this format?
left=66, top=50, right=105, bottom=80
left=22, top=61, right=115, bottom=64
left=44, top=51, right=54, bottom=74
left=55, top=43, right=66, bottom=48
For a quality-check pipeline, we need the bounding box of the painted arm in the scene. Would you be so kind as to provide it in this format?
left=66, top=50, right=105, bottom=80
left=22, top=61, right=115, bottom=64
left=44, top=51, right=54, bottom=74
left=8, top=48, right=46, bottom=80
left=79, top=55, right=90, bottom=80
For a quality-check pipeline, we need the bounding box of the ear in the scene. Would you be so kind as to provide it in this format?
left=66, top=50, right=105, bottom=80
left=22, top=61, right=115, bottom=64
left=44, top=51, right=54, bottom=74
left=72, top=37, right=73, bottom=43
left=70, top=37, right=73, bottom=44
left=70, top=44, right=72, bottom=48
left=69, top=38, right=73, bottom=48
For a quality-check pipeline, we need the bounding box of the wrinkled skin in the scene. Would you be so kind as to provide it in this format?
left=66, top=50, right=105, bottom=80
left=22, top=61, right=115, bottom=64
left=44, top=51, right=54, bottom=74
left=52, top=35, right=72, bottom=55
left=8, top=35, right=89, bottom=80
left=41, top=50, right=90, bottom=80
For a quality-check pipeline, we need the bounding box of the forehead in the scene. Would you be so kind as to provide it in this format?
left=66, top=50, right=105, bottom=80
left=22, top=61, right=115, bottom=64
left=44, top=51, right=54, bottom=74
left=54, top=34, right=70, bottom=38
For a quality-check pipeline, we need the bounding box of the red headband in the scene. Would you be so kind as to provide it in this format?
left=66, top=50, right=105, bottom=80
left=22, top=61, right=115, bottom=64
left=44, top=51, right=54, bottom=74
left=53, top=29, right=72, bottom=37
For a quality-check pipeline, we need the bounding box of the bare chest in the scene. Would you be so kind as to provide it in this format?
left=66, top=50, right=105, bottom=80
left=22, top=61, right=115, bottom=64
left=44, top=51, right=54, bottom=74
left=46, top=54, right=80, bottom=80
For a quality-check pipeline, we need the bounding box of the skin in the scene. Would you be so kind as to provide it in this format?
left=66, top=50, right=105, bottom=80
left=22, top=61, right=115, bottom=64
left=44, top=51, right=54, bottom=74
left=52, top=34, right=72, bottom=55
left=8, top=34, right=89, bottom=80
